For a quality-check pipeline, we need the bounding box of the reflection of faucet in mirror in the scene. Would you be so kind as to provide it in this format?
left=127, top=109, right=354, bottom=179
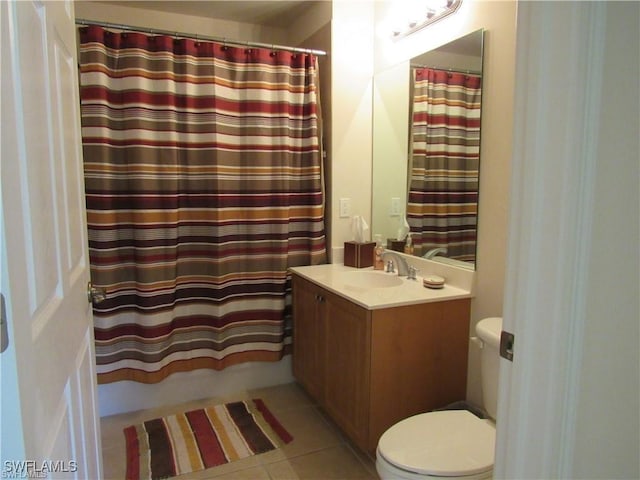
left=423, top=247, right=448, bottom=259
left=381, top=250, right=410, bottom=277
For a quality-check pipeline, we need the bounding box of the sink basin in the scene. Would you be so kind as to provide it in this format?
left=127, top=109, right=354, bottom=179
left=341, top=271, right=403, bottom=288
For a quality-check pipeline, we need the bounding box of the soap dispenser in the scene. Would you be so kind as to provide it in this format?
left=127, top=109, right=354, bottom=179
left=404, top=233, right=414, bottom=255
left=373, top=234, right=384, bottom=270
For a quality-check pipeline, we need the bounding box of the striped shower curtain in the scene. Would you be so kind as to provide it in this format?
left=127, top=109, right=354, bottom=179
left=79, top=26, right=326, bottom=384
left=407, top=68, right=481, bottom=262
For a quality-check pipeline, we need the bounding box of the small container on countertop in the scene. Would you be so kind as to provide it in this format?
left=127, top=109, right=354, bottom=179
left=344, top=241, right=376, bottom=268
left=423, top=275, right=445, bottom=289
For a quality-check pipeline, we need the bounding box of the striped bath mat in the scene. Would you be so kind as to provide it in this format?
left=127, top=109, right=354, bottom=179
left=124, top=398, right=293, bottom=480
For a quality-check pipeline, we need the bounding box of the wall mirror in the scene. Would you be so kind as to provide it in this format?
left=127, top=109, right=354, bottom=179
left=371, top=29, right=484, bottom=269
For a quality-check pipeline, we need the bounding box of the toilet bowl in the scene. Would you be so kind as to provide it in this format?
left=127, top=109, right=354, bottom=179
left=376, top=317, right=502, bottom=480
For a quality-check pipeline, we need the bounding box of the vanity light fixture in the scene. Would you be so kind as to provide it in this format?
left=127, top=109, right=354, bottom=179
left=392, top=0, right=463, bottom=39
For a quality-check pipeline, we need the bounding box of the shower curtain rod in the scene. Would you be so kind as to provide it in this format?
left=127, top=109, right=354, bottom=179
left=410, top=64, right=482, bottom=76
left=75, top=18, right=327, bottom=56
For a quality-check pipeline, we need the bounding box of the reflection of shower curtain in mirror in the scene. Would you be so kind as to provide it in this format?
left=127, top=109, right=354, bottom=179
left=79, top=26, right=326, bottom=384
left=407, top=68, right=481, bottom=261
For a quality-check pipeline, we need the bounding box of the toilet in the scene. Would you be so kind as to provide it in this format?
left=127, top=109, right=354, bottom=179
left=376, top=317, right=503, bottom=479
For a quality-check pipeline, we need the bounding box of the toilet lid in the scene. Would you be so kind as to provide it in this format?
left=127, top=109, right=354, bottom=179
left=378, top=410, right=495, bottom=477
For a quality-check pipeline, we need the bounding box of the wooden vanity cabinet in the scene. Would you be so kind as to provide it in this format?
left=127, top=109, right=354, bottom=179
left=323, top=288, right=371, bottom=448
left=291, top=276, right=326, bottom=401
left=292, top=274, right=470, bottom=454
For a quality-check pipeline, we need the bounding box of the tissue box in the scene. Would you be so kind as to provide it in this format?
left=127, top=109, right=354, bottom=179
left=344, top=241, right=375, bottom=268
left=387, top=238, right=406, bottom=253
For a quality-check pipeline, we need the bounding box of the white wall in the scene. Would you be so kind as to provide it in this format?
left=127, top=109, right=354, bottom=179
left=372, top=0, right=517, bottom=407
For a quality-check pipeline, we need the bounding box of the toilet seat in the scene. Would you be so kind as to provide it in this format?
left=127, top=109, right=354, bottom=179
left=377, top=410, right=495, bottom=478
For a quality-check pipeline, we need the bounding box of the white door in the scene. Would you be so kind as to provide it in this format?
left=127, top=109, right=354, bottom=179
left=495, top=1, right=639, bottom=479
left=1, top=1, right=102, bottom=478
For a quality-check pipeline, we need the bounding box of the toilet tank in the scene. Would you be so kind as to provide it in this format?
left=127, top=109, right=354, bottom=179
left=476, top=317, right=502, bottom=420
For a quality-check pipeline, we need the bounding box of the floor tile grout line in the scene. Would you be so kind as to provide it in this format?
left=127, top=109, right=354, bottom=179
left=102, top=382, right=378, bottom=479
left=257, top=443, right=344, bottom=467
left=310, top=405, right=355, bottom=445
left=258, top=444, right=377, bottom=480
left=344, top=441, right=379, bottom=478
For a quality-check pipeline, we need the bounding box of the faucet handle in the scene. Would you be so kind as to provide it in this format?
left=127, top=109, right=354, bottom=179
left=407, top=265, right=419, bottom=280
left=385, top=260, right=395, bottom=273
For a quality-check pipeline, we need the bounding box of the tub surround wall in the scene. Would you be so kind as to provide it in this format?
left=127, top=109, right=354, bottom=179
left=97, top=358, right=295, bottom=417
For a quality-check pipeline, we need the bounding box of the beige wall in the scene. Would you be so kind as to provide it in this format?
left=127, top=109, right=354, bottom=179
left=286, top=1, right=333, bottom=47
left=299, top=22, right=333, bottom=251
left=75, top=1, right=286, bottom=43
left=75, top=1, right=331, bottom=47
left=371, top=0, right=517, bottom=406
left=329, top=0, right=375, bottom=261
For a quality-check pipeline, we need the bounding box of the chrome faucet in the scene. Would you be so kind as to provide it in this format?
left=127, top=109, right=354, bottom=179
left=423, top=247, right=448, bottom=259
left=407, top=265, right=419, bottom=280
left=381, top=250, right=410, bottom=277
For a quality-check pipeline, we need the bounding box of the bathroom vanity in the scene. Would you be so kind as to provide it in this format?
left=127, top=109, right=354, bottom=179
left=290, top=264, right=473, bottom=453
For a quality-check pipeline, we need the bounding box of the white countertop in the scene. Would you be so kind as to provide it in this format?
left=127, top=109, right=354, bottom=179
left=290, top=263, right=474, bottom=310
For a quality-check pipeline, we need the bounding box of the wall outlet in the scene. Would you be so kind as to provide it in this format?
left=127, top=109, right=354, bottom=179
left=339, top=198, right=351, bottom=218
left=390, top=197, right=401, bottom=216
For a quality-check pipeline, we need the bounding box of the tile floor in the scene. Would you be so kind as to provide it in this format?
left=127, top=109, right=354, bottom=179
left=100, top=382, right=380, bottom=479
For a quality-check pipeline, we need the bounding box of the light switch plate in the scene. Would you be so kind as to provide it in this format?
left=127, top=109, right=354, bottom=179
left=390, top=197, right=401, bottom=216
left=339, top=198, right=351, bottom=218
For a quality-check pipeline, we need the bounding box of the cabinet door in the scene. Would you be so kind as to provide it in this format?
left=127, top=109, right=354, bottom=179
left=323, top=292, right=371, bottom=450
left=292, top=276, right=325, bottom=401
left=368, top=299, right=471, bottom=451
